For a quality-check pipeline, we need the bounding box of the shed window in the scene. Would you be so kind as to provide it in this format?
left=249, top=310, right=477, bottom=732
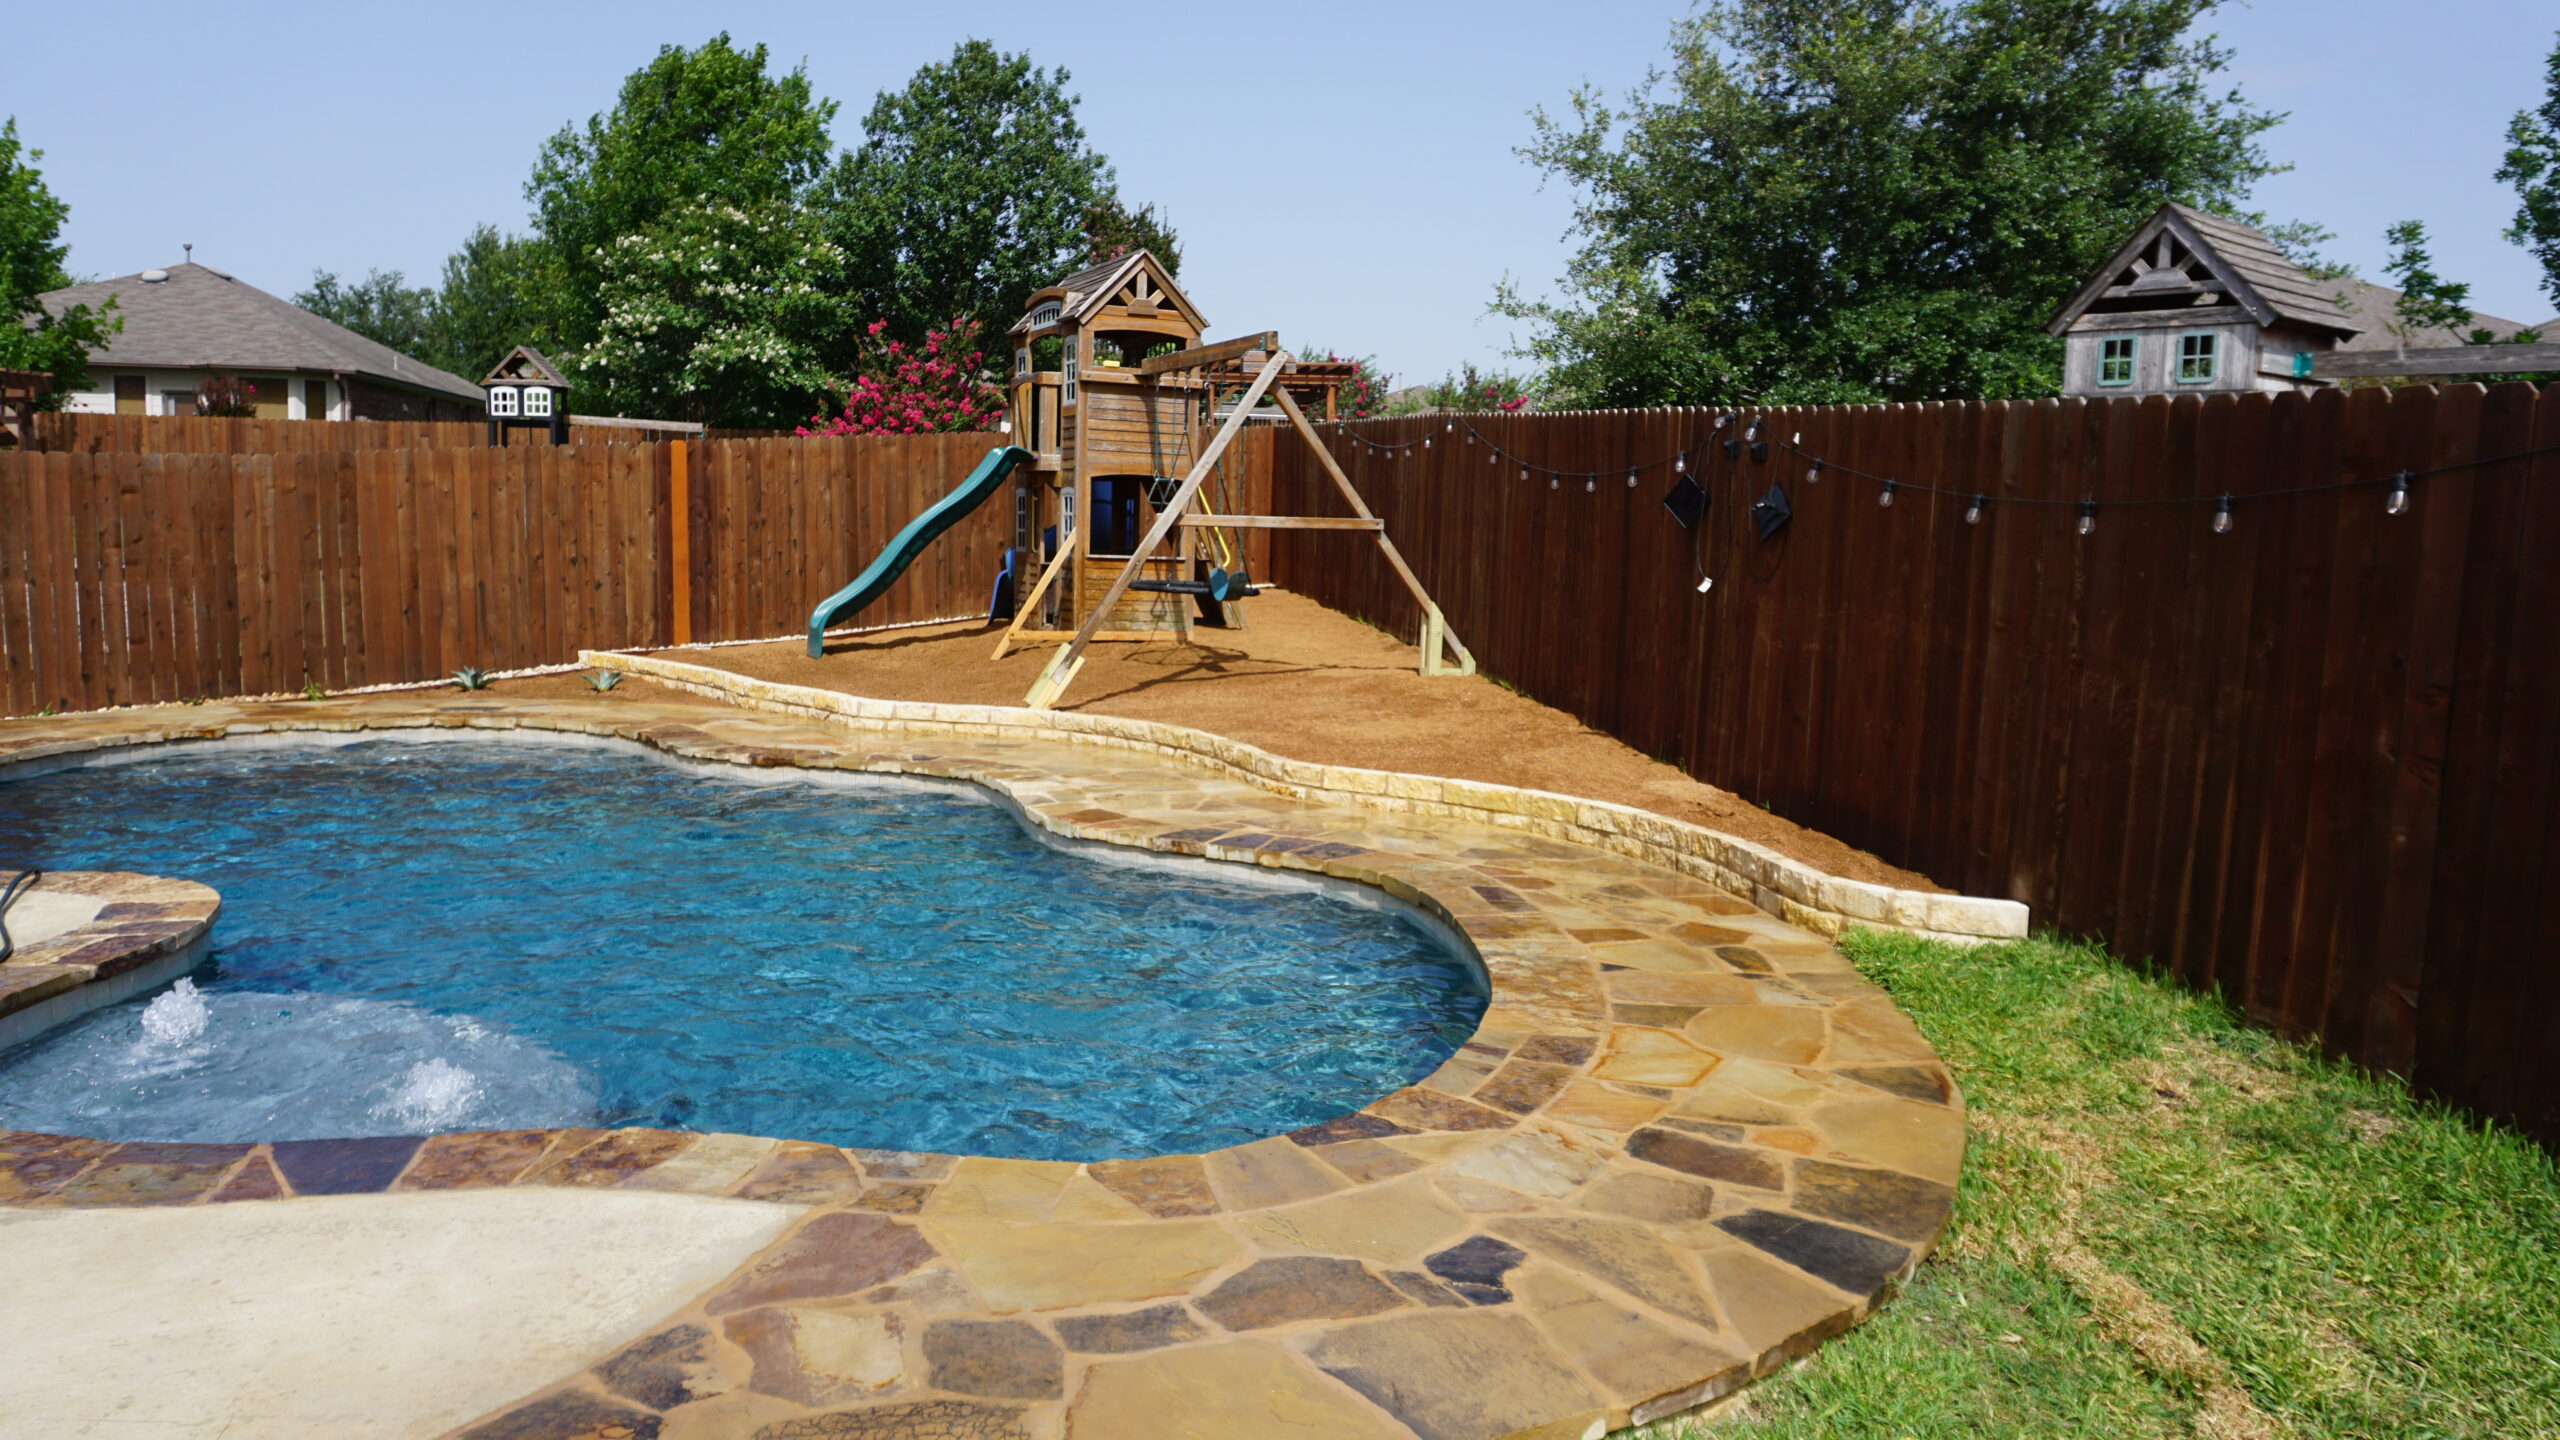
left=1062, top=336, right=1078, bottom=405
left=2098, top=336, right=2137, bottom=386
left=488, top=385, right=520, bottom=417
left=522, top=385, right=553, bottom=417
left=2176, top=331, right=2218, bottom=384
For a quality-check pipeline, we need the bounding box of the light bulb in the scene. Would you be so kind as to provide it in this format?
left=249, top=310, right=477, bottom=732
left=1549, top=475, right=1558, bottom=490
left=1626, top=471, right=1638, bottom=488
left=1445, top=420, right=1454, bottom=433
left=1423, top=435, right=1432, bottom=449
left=2386, top=473, right=2411, bottom=515
left=1674, top=455, right=1686, bottom=475
left=2077, top=503, right=2097, bottom=537
left=2212, top=496, right=2234, bottom=534
left=1965, top=496, right=1985, bottom=526
left=1488, top=449, right=1496, bottom=464
left=1585, top=477, right=1595, bottom=493
left=1519, top=467, right=1528, bottom=482
left=1878, top=480, right=1897, bottom=508
left=1807, top=459, right=1824, bottom=483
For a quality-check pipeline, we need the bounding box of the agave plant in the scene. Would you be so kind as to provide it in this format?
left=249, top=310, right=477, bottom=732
left=585, top=669, right=624, bottom=692
left=451, top=666, right=494, bottom=691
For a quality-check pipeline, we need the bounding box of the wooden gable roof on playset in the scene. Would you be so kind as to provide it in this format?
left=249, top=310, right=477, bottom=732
left=1011, top=251, right=1206, bottom=340
left=2046, top=203, right=2362, bottom=339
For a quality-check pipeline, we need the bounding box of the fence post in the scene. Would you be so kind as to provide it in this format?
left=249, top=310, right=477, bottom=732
left=668, top=439, right=691, bottom=647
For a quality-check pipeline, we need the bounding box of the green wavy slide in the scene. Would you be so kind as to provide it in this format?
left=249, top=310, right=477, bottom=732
left=806, top=445, right=1032, bottom=657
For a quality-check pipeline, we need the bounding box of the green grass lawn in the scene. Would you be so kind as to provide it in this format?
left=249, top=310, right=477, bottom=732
left=1640, top=932, right=2560, bottom=1440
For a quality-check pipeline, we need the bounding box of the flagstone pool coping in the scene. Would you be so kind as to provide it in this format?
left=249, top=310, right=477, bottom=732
left=589, top=648, right=2029, bottom=946
left=0, top=690, right=1969, bottom=1440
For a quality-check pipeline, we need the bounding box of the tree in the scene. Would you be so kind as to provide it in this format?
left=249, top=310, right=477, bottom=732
left=528, top=35, right=837, bottom=355
left=2498, top=29, right=2560, bottom=313
left=2379, top=220, right=2478, bottom=348
left=295, top=268, right=436, bottom=357
left=824, top=41, right=1114, bottom=347
left=1498, top=0, right=2291, bottom=406
left=0, top=117, right=117, bottom=404
left=569, top=198, right=849, bottom=427
left=426, top=226, right=563, bottom=382
left=799, top=318, right=1006, bottom=435
left=1082, top=195, right=1181, bottom=276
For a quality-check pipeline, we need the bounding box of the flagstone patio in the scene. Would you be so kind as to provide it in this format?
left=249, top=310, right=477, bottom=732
left=0, top=684, right=1965, bottom=1440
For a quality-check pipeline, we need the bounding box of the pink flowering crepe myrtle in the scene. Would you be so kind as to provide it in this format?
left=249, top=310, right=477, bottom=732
left=800, top=318, right=1008, bottom=436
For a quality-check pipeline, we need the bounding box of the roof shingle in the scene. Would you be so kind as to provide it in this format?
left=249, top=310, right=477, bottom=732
left=38, top=263, right=484, bottom=403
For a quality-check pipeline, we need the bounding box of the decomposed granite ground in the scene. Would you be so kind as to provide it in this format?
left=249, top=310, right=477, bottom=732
left=0, top=685, right=1966, bottom=1440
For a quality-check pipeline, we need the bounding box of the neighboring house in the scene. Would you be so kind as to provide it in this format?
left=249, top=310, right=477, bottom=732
left=37, top=262, right=484, bottom=421
left=2050, top=205, right=2536, bottom=399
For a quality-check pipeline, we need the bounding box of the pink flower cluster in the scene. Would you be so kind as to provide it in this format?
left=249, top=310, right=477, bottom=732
left=800, top=318, right=1007, bottom=436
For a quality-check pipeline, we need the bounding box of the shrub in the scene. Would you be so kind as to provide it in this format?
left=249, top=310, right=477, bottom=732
left=800, top=317, right=1006, bottom=436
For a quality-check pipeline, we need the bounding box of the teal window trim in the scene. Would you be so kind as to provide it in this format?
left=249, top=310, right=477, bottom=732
left=2176, top=329, right=2219, bottom=385
left=2097, top=335, right=2137, bottom=387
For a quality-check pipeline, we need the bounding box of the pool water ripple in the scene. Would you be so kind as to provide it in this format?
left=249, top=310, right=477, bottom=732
left=0, top=739, right=1485, bottom=1160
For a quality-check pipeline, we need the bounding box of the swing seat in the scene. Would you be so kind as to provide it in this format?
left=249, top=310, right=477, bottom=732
left=1129, top=566, right=1259, bottom=601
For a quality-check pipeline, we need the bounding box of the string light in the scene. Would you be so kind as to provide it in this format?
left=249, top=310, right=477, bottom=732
left=2077, top=502, right=2097, bottom=537
left=1519, top=467, right=1529, bottom=482
left=1878, top=479, right=1898, bottom=508
left=1674, top=454, right=1686, bottom=475
left=2386, top=472, right=2411, bottom=515
left=1585, top=476, right=1596, bottom=493
left=1965, top=495, right=1986, bottom=526
left=1806, top=458, right=1824, bottom=484
left=2212, top=495, right=2234, bottom=534
left=1627, top=470, right=1639, bottom=487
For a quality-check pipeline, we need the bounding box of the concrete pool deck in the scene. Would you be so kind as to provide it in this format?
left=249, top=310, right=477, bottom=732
left=0, top=686, right=1969, bottom=1440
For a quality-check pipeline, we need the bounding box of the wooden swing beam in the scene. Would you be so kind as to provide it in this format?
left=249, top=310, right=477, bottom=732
left=1020, top=351, right=1473, bottom=711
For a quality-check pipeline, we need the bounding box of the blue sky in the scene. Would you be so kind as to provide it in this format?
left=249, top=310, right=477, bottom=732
left=11, top=2, right=2557, bottom=386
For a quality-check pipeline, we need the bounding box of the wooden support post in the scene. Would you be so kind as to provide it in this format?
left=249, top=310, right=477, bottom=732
left=668, top=439, right=691, bottom=647
left=992, top=525, right=1081, bottom=660
left=1023, top=353, right=1292, bottom=709
left=1267, top=384, right=1475, bottom=677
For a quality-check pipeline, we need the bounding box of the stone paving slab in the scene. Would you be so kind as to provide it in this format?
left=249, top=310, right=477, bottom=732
left=0, top=691, right=1967, bottom=1440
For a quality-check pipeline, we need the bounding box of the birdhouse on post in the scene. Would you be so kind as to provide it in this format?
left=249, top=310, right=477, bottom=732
left=480, top=346, right=571, bottom=445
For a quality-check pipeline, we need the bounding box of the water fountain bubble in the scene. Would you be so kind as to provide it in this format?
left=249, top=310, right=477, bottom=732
left=139, top=977, right=210, bottom=1046
left=374, top=1057, right=483, bottom=1130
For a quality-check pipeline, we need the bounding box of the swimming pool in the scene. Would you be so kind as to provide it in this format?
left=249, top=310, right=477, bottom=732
left=0, top=737, right=1485, bottom=1160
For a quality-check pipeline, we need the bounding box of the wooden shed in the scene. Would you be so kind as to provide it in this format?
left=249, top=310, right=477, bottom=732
left=2048, top=204, right=2363, bottom=397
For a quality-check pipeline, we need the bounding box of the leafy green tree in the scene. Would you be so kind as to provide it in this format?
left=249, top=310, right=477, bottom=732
left=295, top=268, right=437, bottom=356
left=570, top=199, right=849, bottom=427
left=1499, top=0, right=2291, bottom=406
left=2498, top=29, right=2560, bottom=313
left=2379, top=220, right=2479, bottom=346
left=1082, top=195, right=1181, bottom=276
left=528, top=35, right=837, bottom=356
left=426, top=226, right=563, bottom=382
left=0, top=117, right=117, bottom=404
left=823, top=41, right=1114, bottom=348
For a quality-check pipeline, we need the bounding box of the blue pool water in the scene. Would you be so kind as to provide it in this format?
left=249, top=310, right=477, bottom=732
left=0, top=738, right=1483, bottom=1160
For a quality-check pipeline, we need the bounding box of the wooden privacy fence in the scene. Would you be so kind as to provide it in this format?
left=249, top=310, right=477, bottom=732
left=1264, top=384, right=2560, bottom=1147
left=0, top=433, right=1015, bottom=713
left=26, top=413, right=681, bottom=454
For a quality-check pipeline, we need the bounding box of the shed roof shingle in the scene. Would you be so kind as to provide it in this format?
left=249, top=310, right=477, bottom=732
left=38, top=263, right=484, bottom=403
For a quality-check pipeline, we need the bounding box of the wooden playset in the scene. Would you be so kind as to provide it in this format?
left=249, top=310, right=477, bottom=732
left=805, top=250, right=1471, bottom=710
